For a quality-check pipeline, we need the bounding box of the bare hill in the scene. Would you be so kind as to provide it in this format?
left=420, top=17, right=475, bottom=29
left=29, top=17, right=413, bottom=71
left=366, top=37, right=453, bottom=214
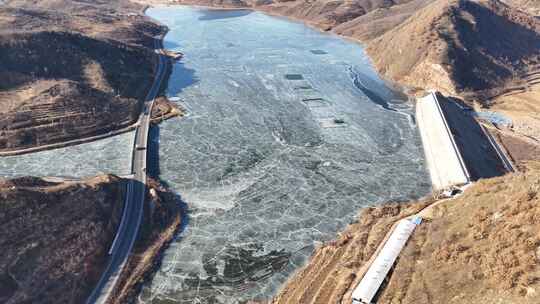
left=0, top=175, right=125, bottom=304
left=0, top=0, right=165, bottom=152
left=366, top=0, right=540, bottom=98
left=272, top=163, right=540, bottom=304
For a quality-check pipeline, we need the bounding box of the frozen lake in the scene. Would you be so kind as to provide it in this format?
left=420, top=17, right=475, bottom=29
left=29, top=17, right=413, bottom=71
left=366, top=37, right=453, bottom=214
left=0, top=131, right=135, bottom=179
left=141, top=6, right=430, bottom=304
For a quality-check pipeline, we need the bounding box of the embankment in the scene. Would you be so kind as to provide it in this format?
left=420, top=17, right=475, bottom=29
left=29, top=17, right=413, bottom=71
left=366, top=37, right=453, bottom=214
left=416, top=92, right=470, bottom=190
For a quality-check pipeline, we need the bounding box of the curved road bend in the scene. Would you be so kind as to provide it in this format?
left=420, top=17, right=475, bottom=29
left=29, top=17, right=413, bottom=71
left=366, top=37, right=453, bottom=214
left=86, top=37, right=167, bottom=304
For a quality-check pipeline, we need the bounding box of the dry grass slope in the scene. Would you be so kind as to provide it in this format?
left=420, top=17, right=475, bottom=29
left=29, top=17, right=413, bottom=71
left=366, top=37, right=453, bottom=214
left=272, top=200, right=433, bottom=304
left=379, top=163, right=540, bottom=303
left=0, top=175, right=125, bottom=304
left=0, top=0, right=165, bottom=152
left=366, top=0, right=540, bottom=98
left=272, top=163, right=540, bottom=304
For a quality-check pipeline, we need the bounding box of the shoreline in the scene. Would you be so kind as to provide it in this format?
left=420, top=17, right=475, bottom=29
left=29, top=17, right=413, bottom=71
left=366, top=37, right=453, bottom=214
left=0, top=124, right=138, bottom=157
left=127, top=5, right=435, bottom=304
left=134, top=4, right=540, bottom=304
left=106, top=178, right=185, bottom=304
left=146, top=2, right=414, bottom=92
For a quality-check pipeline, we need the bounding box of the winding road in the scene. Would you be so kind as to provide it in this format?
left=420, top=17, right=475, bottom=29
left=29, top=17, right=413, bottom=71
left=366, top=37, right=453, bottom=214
left=86, top=36, right=167, bottom=304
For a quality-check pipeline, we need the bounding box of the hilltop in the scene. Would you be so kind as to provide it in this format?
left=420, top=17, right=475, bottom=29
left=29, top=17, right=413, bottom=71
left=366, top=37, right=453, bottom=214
left=0, top=0, right=165, bottom=153
left=366, top=0, right=540, bottom=99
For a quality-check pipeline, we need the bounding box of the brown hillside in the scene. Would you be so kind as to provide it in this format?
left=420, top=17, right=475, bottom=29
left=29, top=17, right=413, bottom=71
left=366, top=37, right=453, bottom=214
left=272, top=163, right=540, bottom=304
left=377, top=163, right=540, bottom=303
left=0, top=0, right=165, bottom=152
left=0, top=175, right=125, bottom=304
left=366, top=0, right=540, bottom=98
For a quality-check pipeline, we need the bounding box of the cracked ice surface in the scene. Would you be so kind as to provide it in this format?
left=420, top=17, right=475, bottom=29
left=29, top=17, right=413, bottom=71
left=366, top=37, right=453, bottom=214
left=141, top=6, right=431, bottom=304
left=0, top=131, right=135, bottom=178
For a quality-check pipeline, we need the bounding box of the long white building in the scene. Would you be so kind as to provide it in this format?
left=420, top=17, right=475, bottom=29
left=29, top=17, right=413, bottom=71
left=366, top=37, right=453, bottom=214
left=352, top=217, right=422, bottom=304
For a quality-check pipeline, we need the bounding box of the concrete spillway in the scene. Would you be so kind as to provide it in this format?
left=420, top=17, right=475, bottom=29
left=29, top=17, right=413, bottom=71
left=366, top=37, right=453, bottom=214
left=416, top=92, right=470, bottom=190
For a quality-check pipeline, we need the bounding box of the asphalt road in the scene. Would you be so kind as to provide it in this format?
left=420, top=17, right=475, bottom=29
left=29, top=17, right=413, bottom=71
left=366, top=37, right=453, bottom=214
left=86, top=37, right=167, bottom=304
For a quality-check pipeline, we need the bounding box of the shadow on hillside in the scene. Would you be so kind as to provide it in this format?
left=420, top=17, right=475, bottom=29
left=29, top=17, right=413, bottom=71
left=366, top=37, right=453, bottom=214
left=442, top=1, right=540, bottom=92
left=437, top=93, right=510, bottom=180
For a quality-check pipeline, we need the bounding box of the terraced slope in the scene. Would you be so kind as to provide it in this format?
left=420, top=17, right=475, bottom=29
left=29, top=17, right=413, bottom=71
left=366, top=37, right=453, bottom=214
left=0, top=0, right=165, bottom=152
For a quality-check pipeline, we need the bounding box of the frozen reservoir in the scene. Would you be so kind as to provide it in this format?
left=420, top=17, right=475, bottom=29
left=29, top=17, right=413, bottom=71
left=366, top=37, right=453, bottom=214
left=141, top=6, right=431, bottom=304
